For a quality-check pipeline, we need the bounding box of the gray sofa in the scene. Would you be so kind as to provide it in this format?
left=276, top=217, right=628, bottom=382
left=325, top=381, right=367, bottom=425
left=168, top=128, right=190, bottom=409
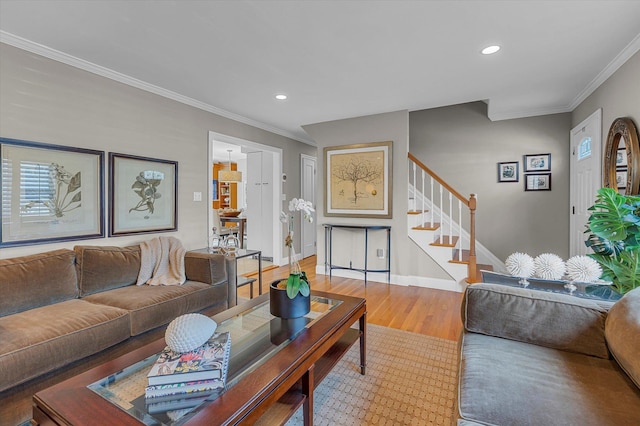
left=0, top=244, right=235, bottom=393
left=457, top=283, right=640, bottom=425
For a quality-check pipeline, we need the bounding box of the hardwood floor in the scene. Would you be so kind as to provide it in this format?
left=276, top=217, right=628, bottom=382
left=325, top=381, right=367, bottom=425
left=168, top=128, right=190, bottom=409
left=242, top=255, right=464, bottom=341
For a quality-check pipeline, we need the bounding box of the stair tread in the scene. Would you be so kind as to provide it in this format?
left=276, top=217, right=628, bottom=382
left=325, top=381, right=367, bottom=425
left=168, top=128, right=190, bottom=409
left=412, top=222, right=440, bottom=231
left=407, top=209, right=429, bottom=215
left=430, top=235, right=459, bottom=247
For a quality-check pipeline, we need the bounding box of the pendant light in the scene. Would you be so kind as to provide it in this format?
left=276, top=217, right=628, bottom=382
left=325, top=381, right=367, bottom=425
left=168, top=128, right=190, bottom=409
left=218, top=149, right=242, bottom=182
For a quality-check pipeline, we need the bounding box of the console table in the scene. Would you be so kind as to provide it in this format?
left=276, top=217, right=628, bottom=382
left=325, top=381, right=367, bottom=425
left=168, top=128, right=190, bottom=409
left=323, top=223, right=391, bottom=284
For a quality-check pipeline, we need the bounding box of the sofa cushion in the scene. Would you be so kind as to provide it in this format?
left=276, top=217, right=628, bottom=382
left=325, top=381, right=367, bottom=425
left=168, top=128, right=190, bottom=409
left=458, top=332, right=640, bottom=425
left=82, top=280, right=227, bottom=336
left=606, top=286, right=640, bottom=389
left=0, top=299, right=130, bottom=392
left=0, top=249, right=77, bottom=317
left=463, top=283, right=610, bottom=359
left=75, top=245, right=141, bottom=296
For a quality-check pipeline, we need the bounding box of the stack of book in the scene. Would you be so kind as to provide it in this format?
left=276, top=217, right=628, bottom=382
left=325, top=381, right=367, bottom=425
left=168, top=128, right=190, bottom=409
left=145, top=331, right=231, bottom=413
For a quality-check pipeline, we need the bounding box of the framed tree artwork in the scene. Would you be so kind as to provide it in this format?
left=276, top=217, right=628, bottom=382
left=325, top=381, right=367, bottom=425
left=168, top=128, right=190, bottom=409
left=324, top=141, right=392, bottom=218
left=0, top=137, right=104, bottom=247
left=109, top=153, right=178, bottom=236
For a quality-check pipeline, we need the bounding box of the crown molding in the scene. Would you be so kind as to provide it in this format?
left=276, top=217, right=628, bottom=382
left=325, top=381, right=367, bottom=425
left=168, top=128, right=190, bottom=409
left=487, top=104, right=572, bottom=122
left=486, top=32, right=640, bottom=122
left=568, top=32, right=640, bottom=111
left=0, top=31, right=315, bottom=145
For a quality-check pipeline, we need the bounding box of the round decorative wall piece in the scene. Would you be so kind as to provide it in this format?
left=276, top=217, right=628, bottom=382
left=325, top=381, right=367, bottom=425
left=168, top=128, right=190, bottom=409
left=603, top=117, right=640, bottom=195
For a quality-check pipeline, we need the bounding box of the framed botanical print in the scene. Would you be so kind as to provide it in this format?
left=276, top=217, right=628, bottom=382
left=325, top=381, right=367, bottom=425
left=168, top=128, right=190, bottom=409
left=324, top=141, right=392, bottom=218
left=0, top=137, right=104, bottom=247
left=109, top=153, right=177, bottom=236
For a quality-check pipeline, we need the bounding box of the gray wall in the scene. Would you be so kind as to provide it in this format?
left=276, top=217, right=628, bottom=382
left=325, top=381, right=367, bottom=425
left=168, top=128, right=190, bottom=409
left=572, top=50, right=640, bottom=147
left=409, top=102, right=572, bottom=261
left=0, top=43, right=316, bottom=259
left=303, top=110, right=451, bottom=281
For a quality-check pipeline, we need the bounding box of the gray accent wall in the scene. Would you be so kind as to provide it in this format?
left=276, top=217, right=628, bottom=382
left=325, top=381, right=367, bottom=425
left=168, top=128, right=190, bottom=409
left=303, top=110, right=451, bottom=282
left=409, top=102, right=572, bottom=261
left=0, top=43, right=316, bottom=259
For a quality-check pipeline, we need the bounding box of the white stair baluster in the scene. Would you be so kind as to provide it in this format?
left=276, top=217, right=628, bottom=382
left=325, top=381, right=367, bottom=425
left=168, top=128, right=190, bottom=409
left=449, top=192, right=453, bottom=244
left=439, top=185, right=443, bottom=241
left=458, top=200, right=463, bottom=261
left=411, top=161, right=416, bottom=211
left=430, top=177, right=434, bottom=228
left=421, top=169, right=425, bottom=221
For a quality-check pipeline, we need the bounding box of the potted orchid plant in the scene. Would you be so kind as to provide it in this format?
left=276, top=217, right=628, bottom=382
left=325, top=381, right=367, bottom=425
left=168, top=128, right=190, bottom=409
left=270, top=198, right=315, bottom=318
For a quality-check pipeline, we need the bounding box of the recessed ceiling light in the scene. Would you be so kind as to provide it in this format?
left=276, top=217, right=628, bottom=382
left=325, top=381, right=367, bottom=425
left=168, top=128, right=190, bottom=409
left=481, top=45, right=501, bottom=55
left=275, top=94, right=288, bottom=100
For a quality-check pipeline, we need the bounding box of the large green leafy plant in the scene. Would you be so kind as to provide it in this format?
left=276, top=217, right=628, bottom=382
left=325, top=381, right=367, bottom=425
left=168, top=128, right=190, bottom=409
left=585, top=187, right=640, bottom=294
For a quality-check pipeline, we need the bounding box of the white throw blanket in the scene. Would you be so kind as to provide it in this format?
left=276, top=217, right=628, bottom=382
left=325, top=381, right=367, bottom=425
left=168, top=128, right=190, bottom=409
left=137, top=236, right=187, bottom=286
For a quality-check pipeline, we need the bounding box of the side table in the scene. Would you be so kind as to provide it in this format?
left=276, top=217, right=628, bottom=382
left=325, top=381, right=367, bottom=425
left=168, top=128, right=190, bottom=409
left=194, top=248, right=263, bottom=300
left=323, top=223, right=391, bottom=284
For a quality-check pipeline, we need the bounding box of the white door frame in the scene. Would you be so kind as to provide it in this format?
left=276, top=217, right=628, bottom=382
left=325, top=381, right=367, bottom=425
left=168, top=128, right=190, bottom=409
left=300, top=154, right=317, bottom=258
left=569, top=108, right=602, bottom=257
left=208, top=131, right=283, bottom=266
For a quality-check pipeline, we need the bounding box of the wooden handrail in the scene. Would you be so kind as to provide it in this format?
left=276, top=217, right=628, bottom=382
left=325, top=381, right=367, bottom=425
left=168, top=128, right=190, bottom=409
left=408, top=153, right=480, bottom=283
left=408, top=153, right=469, bottom=207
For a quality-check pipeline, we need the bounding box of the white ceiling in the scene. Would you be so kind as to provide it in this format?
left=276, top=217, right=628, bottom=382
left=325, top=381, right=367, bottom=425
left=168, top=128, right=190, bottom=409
left=1, top=1, right=640, bottom=145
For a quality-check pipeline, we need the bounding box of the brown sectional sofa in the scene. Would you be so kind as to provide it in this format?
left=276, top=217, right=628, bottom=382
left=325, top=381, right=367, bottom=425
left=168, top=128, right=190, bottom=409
left=0, top=244, right=234, bottom=393
left=456, top=283, right=640, bottom=425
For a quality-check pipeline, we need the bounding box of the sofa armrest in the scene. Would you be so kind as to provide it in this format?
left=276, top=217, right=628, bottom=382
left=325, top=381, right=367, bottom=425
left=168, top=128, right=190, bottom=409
left=462, top=283, right=610, bottom=359
left=184, top=251, right=236, bottom=308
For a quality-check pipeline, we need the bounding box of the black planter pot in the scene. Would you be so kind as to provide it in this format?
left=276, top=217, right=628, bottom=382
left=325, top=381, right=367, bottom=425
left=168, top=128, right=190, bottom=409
left=269, top=280, right=311, bottom=319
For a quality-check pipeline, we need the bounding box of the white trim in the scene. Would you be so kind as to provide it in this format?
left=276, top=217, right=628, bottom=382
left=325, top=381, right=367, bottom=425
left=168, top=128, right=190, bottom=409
left=568, top=33, right=640, bottom=111
left=314, top=265, right=466, bottom=293
left=1, top=31, right=315, bottom=146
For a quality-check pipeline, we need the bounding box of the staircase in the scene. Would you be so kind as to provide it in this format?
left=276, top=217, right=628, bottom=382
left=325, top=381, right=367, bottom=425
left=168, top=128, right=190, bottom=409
left=407, top=153, right=494, bottom=287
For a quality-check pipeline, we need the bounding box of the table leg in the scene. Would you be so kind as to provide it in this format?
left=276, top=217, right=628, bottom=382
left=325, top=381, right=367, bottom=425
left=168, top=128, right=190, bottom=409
left=258, top=251, right=263, bottom=295
left=302, top=365, right=315, bottom=426
left=359, top=312, right=367, bottom=375
left=238, top=219, right=245, bottom=249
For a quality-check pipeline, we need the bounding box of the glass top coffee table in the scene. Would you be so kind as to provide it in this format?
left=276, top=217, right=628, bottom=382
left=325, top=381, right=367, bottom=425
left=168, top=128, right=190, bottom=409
left=33, top=291, right=367, bottom=426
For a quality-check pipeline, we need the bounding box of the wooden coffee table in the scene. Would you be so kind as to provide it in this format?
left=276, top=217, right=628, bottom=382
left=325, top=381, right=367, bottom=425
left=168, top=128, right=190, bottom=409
left=32, top=291, right=366, bottom=425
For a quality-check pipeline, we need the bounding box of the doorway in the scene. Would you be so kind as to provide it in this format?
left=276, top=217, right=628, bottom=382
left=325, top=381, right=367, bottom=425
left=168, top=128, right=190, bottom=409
left=569, top=109, right=602, bottom=256
left=208, top=131, right=283, bottom=265
left=301, top=154, right=317, bottom=258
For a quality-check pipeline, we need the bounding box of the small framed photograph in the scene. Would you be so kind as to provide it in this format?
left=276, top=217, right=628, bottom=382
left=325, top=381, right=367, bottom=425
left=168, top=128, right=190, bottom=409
left=109, top=153, right=177, bottom=236
left=616, top=169, right=628, bottom=189
left=525, top=173, right=552, bottom=191
left=524, top=153, right=551, bottom=172
left=616, top=148, right=627, bottom=167
left=497, top=161, right=519, bottom=182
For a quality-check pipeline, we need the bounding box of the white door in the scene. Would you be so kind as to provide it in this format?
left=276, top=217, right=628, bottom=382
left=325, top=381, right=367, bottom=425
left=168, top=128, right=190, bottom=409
left=246, top=151, right=274, bottom=258
left=246, top=151, right=262, bottom=252
left=301, top=155, right=317, bottom=258
left=570, top=109, right=602, bottom=256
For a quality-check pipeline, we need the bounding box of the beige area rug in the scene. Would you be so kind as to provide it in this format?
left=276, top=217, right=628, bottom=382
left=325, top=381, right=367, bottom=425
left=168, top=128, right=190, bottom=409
left=286, top=324, right=459, bottom=426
